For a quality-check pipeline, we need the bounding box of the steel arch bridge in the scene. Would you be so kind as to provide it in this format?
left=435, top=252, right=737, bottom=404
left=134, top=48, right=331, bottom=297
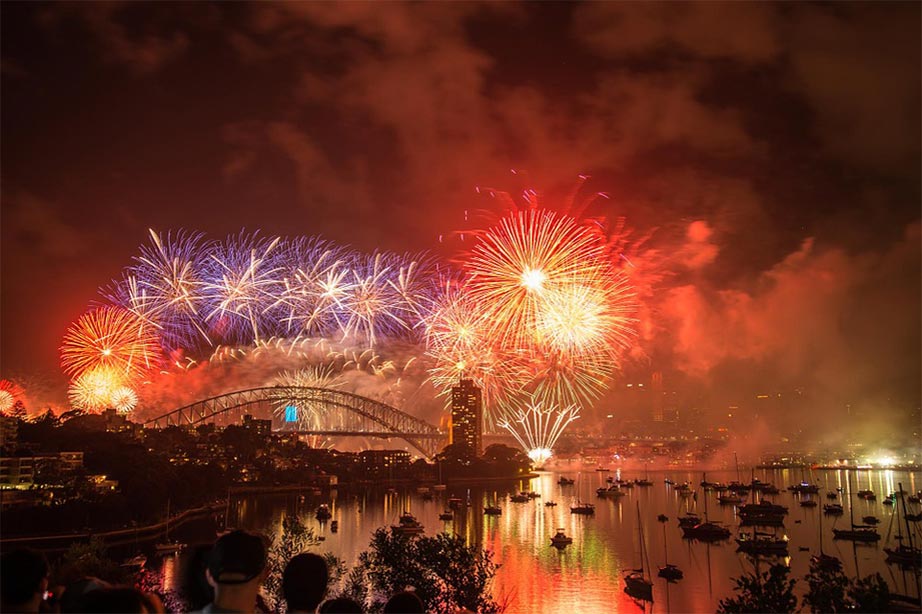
left=143, top=386, right=446, bottom=458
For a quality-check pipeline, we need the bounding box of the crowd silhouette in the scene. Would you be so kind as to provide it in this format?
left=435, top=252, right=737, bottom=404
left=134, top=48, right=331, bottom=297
left=0, top=530, right=455, bottom=614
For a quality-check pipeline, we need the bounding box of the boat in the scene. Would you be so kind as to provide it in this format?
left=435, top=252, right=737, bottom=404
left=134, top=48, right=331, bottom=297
left=527, top=491, right=541, bottom=499
left=550, top=528, right=573, bottom=547
left=392, top=512, right=424, bottom=534
left=657, top=513, right=683, bottom=581
left=416, top=486, right=431, bottom=495
left=433, top=484, right=447, bottom=491
left=510, top=492, right=530, bottom=503
left=810, top=491, right=841, bottom=572
left=717, top=493, right=744, bottom=505
left=739, top=506, right=786, bottom=526
left=674, top=482, right=691, bottom=493
left=857, top=489, right=875, bottom=500
left=735, top=530, right=789, bottom=556
left=421, top=491, right=434, bottom=501
left=120, top=554, right=147, bottom=570
left=908, top=494, right=921, bottom=504
left=330, top=520, right=339, bottom=533
left=570, top=502, right=596, bottom=515
left=596, top=484, right=626, bottom=498
left=596, top=467, right=611, bottom=472
left=678, top=513, right=701, bottom=528
left=484, top=505, right=502, bottom=516
left=682, top=473, right=730, bottom=541
left=448, top=497, right=464, bottom=510
left=800, top=499, right=818, bottom=508
left=862, top=515, right=880, bottom=525
left=884, top=483, right=921, bottom=568
left=823, top=503, right=844, bottom=515
left=439, top=510, right=454, bottom=521
left=906, top=512, right=922, bottom=522
left=664, top=478, right=675, bottom=485
left=789, top=482, right=820, bottom=494
left=624, top=503, right=654, bottom=602
left=545, top=501, right=557, bottom=507
left=558, top=477, right=575, bottom=486
left=316, top=504, right=332, bottom=521
left=826, top=492, right=838, bottom=500
left=155, top=499, right=186, bottom=553
left=634, top=478, right=654, bottom=487
left=833, top=474, right=880, bottom=542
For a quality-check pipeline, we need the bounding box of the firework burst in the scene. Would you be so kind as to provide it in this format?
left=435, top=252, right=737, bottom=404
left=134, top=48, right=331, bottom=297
left=60, top=306, right=161, bottom=381
left=497, top=401, right=580, bottom=467
left=67, top=366, right=123, bottom=411
left=0, top=380, right=25, bottom=414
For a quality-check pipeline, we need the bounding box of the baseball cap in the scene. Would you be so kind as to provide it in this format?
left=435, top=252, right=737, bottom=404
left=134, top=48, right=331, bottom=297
left=207, top=530, right=267, bottom=585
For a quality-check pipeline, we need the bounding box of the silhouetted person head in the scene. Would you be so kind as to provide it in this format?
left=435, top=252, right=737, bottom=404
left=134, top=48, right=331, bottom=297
left=78, top=587, right=162, bottom=613
left=283, top=552, right=329, bottom=613
left=318, top=596, right=364, bottom=613
left=0, top=548, right=49, bottom=613
left=383, top=590, right=425, bottom=613
left=59, top=577, right=111, bottom=613
left=178, top=544, right=214, bottom=610
left=204, top=530, right=267, bottom=613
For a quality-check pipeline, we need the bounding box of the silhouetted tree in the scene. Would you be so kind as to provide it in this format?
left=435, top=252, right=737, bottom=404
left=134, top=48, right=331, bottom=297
left=803, top=564, right=849, bottom=613
left=717, top=563, right=797, bottom=614
left=849, top=573, right=891, bottom=613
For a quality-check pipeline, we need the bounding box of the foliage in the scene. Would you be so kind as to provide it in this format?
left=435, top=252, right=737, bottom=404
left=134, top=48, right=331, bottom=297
left=803, top=564, right=850, bottom=613
left=717, top=564, right=798, bottom=614
left=262, top=514, right=321, bottom=612
left=55, top=537, right=127, bottom=585
left=345, top=527, right=500, bottom=614
left=848, top=572, right=891, bottom=613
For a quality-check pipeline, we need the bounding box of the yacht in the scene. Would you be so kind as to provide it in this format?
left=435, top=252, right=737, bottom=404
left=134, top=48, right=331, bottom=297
left=823, top=503, right=844, bottom=515
left=884, top=483, right=921, bottom=568
left=484, top=505, right=502, bottom=516
left=392, top=512, right=424, bottom=535
left=550, top=529, right=573, bottom=547
left=624, top=504, right=654, bottom=602
left=439, top=510, right=454, bottom=521
left=316, top=504, right=332, bottom=521
left=570, top=502, right=596, bottom=515
left=736, top=530, right=789, bottom=556
left=558, top=477, right=575, bottom=486
left=596, top=484, right=626, bottom=498
left=510, top=492, right=530, bottom=503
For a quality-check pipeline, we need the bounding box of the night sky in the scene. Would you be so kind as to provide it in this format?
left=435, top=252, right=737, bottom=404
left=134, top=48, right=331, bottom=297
left=2, top=3, right=919, bottom=428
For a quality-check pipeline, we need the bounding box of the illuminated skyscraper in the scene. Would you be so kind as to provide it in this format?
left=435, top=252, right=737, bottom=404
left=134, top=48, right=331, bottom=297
left=451, top=379, right=483, bottom=457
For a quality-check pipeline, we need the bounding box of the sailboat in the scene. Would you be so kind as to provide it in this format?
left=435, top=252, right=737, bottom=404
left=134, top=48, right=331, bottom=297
left=884, top=483, right=921, bottom=567
left=155, top=499, right=185, bottom=553
left=624, top=502, right=654, bottom=602
left=682, top=473, right=730, bottom=541
left=570, top=471, right=596, bottom=515
left=217, top=489, right=236, bottom=537
left=657, top=514, right=683, bottom=581
left=811, top=487, right=842, bottom=572
left=832, top=472, right=880, bottom=542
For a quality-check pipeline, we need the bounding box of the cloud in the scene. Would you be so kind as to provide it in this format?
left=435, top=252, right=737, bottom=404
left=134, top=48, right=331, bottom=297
left=39, top=4, right=190, bottom=73
left=660, top=222, right=921, bottom=411
left=572, top=2, right=780, bottom=63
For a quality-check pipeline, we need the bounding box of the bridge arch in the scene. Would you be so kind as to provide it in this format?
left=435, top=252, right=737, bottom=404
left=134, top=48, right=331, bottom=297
left=143, top=386, right=446, bottom=458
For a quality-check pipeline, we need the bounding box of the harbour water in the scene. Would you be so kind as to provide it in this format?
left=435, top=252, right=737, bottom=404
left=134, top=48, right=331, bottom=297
left=164, top=467, right=921, bottom=612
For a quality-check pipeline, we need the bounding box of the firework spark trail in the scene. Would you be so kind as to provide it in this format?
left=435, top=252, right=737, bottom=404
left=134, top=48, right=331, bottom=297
left=497, top=401, right=580, bottom=467
left=60, top=306, right=161, bottom=381
left=202, top=232, right=285, bottom=345
left=67, top=366, right=124, bottom=411
left=110, top=386, right=139, bottom=414
left=0, top=380, right=24, bottom=414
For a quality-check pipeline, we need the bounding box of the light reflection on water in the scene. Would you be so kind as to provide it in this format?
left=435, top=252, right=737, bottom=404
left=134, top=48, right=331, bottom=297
left=189, top=468, right=921, bottom=613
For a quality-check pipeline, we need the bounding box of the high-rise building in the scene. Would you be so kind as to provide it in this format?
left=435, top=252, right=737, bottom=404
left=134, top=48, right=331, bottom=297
left=450, top=379, right=483, bottom=457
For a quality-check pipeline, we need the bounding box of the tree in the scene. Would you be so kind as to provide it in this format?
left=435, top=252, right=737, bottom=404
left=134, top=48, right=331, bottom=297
left=717, top=563, right=798, bottom=614
left=803, top=564, right=850, bottom=613
left=482, top=444, right=531, bottom=476
left=346, top=528, right=499, bottom=614
left=261, top=514, right=321, bottom=612
left=848, top=573, right=890, bottom=613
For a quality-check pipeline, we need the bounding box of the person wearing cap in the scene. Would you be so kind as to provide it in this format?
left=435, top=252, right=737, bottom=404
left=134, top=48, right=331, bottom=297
left=198, top=530, right=268, bottom=613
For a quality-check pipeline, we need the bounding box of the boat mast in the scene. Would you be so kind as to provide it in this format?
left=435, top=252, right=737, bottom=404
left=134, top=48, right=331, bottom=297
left=899, top=483, right=915, bottom=551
